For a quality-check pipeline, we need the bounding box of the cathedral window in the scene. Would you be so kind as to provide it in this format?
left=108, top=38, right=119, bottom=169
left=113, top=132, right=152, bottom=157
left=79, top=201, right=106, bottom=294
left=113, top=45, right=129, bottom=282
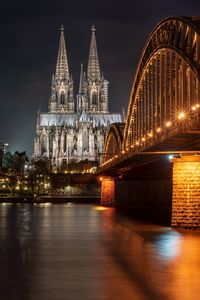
left=60, top=91, right=65, bottom=105
left=41, top=135, right=47, bottom=155
left=92, top=92, right=97, bottom=105
left=83, top=131, right=88, bottom=151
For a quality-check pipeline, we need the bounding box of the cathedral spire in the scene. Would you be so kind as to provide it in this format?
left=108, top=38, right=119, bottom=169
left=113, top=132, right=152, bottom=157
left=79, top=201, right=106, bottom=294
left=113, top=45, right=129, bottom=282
left=79, top=62, right=84, bottom=94
left=55, top=25, right=69, bottom=80
left=77, top=62, right=87, bottom=112
left=87, top=25, right=101, bottom=81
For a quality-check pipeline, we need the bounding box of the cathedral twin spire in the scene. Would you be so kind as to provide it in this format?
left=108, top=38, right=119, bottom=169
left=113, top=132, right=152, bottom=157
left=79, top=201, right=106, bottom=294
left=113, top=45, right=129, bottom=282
left=55, top=25, right=69, bottom=81
left=87, top=25, right=101, bottom=82
left=49, top=24, right=109, bottom=114
left=49, top=25, right=73, bottom=113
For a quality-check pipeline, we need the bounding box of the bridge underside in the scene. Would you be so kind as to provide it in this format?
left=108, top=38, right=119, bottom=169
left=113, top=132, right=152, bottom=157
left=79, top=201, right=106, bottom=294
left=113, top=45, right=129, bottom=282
left=100, top=125, right=200, bottom=177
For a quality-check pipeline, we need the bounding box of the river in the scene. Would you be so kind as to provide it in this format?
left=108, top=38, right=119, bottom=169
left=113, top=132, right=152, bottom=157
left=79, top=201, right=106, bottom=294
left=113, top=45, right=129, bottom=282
left=0, top=203, right=199, bottom=300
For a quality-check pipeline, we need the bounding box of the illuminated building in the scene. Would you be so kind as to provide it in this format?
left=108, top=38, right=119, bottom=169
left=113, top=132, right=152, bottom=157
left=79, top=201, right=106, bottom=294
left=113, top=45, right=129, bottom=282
left=34, top=25, right=123, bottom=167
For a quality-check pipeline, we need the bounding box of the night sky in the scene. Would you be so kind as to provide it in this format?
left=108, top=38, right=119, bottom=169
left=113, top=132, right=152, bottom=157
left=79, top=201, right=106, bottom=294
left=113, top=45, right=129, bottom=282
left=0, top=0, right=199, bottom=155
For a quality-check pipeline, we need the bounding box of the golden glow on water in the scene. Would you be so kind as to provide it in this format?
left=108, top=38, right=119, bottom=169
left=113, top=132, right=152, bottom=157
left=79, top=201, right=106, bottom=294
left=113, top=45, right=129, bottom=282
left=94, top=206, right=109, bottom=211
left=0, top=203, right=200, bottom=299
left=101, top=215, right=200, bottom=300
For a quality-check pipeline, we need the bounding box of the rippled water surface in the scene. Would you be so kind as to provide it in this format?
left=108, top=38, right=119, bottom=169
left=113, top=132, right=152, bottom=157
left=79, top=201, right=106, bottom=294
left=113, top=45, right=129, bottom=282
left=0, top=203, right=200, bottom=300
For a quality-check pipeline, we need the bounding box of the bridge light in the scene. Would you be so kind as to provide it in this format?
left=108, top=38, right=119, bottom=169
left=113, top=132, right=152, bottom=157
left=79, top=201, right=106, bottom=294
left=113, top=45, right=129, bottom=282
left=115, top=155, right=118, bottom=158
left=178, top=112, right=185, bottom=120
left=196, top=104, right=200, bottom=108
left=148, top=132, right=153, bottom=138
left=100, top=177, right=103, bottom=182
left=136, top=141, right=140, bottom=146
left=157, top=127, right=161, bottom=133
left=122, top=150, right=125, bottom=154
left=168, top=155, right=173, bottom=161
left=166, top=121, right=172, bottom=127
left=142, top=137, right=146, bottom=142
left=192, top=106, right=196, bottom=111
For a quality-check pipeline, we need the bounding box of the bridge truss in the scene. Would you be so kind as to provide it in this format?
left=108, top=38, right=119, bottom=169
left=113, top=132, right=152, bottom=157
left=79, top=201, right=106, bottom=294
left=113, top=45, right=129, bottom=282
left=102, top=17, right=200, bottom=167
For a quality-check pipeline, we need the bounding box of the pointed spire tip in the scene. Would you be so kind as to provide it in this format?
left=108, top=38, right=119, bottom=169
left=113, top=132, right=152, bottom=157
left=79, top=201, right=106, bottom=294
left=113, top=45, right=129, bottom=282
left=91, top=24, right=96, bottom=32
left=60, top=24, right=64, bottom=32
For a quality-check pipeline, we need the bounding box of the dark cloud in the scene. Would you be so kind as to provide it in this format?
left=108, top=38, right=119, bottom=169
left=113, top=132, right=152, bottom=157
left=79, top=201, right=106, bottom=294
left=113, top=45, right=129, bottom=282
left=0, top=0, right=199, bottom=154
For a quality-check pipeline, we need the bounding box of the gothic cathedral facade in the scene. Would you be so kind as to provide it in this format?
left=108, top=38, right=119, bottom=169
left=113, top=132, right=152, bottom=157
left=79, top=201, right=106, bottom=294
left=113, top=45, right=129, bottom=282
left=34, top=25, right=123, bottom=167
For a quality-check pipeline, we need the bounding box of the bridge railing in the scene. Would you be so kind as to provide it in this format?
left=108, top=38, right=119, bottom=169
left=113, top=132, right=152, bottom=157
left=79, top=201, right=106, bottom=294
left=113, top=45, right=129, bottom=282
left=100, top=109, right=200, bottom=170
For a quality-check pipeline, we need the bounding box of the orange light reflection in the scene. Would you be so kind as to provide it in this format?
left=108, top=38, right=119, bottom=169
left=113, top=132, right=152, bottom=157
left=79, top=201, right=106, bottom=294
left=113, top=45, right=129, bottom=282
left=94, top=206, right=109, bottom=211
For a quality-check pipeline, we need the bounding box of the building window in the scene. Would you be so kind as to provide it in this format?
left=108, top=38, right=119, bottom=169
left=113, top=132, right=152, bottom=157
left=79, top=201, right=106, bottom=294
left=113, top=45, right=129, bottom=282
left=92, top=92, right=97, bottom=105
left=41, top=135, right=47, bottom=155
left=83, top=131, right=88, bottom=151
left=60, top=91, right=65, bottom=105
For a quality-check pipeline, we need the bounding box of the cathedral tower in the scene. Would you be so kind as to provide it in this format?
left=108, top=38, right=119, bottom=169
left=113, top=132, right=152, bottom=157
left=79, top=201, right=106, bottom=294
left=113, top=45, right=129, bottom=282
left=77, top=25, right=109, bottom=113
left=34, top=25, right=123, bottom=168
left=49, top=25, right=74, bottom=113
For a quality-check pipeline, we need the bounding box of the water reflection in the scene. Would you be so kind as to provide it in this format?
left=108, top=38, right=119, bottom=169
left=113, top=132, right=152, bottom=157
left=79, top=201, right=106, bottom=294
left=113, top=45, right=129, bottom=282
left=0, top=204, right=35, bottom=299
left=154, top=231, right=182, bottom=261
left=101, top=211, right=200, bottom=300
left=18, top=204, right=32, bottom=261
left=0, top=203, right=199, bottom=300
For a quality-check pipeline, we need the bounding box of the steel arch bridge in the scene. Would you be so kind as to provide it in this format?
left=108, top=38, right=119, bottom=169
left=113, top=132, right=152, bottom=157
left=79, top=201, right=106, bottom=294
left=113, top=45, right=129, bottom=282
left=103, top=123, right=125, bottom=161
left=102, top=16, right=200, bottom=167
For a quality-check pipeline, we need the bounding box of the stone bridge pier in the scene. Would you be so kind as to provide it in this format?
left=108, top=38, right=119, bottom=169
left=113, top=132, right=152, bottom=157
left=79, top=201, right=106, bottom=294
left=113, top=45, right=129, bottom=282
left=172, top=155, right=200, bottom=229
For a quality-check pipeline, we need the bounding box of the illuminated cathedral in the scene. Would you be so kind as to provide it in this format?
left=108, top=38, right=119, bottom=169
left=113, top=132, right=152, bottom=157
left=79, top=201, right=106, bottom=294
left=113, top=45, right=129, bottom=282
left=34, top=25, right=123, bottom=167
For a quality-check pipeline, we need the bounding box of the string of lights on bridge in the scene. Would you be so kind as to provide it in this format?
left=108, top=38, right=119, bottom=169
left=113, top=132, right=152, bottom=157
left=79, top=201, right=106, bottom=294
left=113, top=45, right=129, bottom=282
left=101, top=103, right=200, bottom=167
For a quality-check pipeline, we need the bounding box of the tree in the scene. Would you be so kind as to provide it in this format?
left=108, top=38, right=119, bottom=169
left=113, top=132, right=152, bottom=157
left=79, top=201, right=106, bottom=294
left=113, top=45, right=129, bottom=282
left=12, top=151, right=27, bottom=174
left=28, top=158, right=51, bottom=196
left=2, top=151, right=27, bottom=175
left=2, top=152, right=13, bottom=171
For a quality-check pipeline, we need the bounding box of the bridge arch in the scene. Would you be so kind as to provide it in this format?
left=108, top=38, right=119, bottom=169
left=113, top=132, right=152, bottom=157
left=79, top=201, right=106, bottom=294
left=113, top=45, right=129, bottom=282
left=103, top=123, right=125, bottom=162
left=124, top=17, right=200, bottom=151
